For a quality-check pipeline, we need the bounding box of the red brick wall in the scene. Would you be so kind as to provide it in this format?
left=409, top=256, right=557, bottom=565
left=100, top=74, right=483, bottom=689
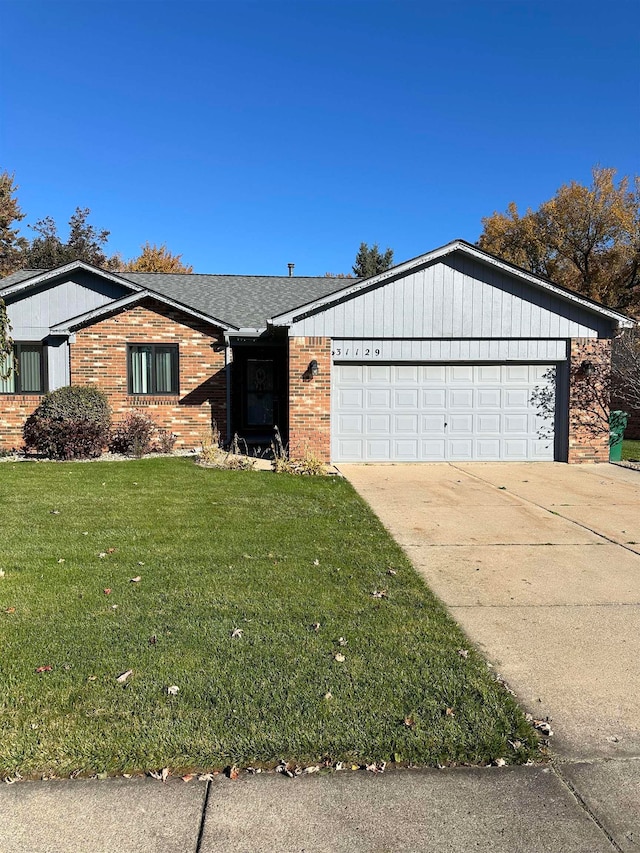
left=567, top=338, right=612, bottom=463
left=0, top=298, right=227, bottom=451
left=0, top=395, right=46, bottom=450
left=288, top=336, right=331, bottom=462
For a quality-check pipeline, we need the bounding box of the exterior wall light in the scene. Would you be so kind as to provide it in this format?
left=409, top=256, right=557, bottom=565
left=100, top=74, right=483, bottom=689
left=580, top=360, right=596, bottom=377
left=309, top=359, right=319, bottom=377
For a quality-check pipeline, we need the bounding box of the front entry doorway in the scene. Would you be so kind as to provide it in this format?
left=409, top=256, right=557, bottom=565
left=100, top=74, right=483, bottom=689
left=230, top=340, right=288, bottom=450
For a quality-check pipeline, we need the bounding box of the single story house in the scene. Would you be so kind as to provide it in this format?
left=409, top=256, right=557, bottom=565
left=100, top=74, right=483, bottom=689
left=0, top=239, right=633, bottom=463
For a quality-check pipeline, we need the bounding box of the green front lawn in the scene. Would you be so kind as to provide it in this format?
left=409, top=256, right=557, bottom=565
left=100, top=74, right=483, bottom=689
left=622, top=439, right=640, bottom=461
left=0, top=458, right=538, bottom=777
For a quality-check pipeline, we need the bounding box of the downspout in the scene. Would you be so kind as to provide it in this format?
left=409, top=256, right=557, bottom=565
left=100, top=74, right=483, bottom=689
left=225, top=342, right=232, bottom=443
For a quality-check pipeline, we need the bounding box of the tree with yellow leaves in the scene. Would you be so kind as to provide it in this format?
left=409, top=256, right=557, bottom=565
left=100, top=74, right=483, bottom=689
left=123, top=242, right=193, bottom=274
left=478, top=167, right=640, bottom=314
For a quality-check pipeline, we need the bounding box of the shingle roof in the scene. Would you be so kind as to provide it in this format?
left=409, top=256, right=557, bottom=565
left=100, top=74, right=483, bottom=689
left=0, top=268, right=357, bottom=329
left=120, top=272, right=357, bottom=329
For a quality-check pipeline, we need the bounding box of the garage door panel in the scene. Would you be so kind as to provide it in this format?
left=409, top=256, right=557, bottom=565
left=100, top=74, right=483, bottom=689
left=366, top=414, right=391, bottom=433
left=338, top=388, right=364, bottom=408
left=332, top=362, right=557, bottom=462
left=477, top=389, right=501, bottom=408
left=367, top=365, right=391, bottom=382
left=366, top=389, right=391, bottom=408
left=448, top=414, right=473, bottom=434
left=477, top=414, right=501, bottom=433
left=422, top=389, right=446, bottom=407
left=449, top=389, right=474, bottom=408
left=395, top=389, right=419, bottom=407
left=422, top=414, right=446, bottom=432
left=476, top=439, right=501, bottom=459
left=366, top=440, right=392, bottom=460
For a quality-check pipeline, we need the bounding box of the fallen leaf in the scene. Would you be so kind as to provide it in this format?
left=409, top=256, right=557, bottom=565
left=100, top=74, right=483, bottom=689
left=493, top=758, right=507, bottom=767
left=533, top=719, right=553, bottom=736
left=87, top=676, right=97, bottom=682
left=181, top=774, right=194, bottom=782
left=57, top=558, right=65, bottom=564
left=130, top=576, right=141, bottom=583
left=161, top=767, right=169, bottom=782
left=508, top=740, right=522, bottom=751
left=312, top=622, right=321, bottom=632
left=111, top=604, right=118, bottom=610
left=98, top=552, right=107, bottom=559
left=457, top=649, right=469, bottom=659
left=387, top=568, right=397, bottom=576
left=107, top=548, right=116, bottom=554
left=338, top=637, right=348, bottom=646
left=116, top=669, right=133, bottom=683
left=351, top=764, right=359, bottom=771
left=198, top=773, right=215, bottom=782
left=313, top=559, right=320, bottom=566
left=324, top=691, right=333, bottom=700
left=445, top=707, right=455, bottom=717
left=231, top=627, right=243, bottom=638
left=82, top=532, right=89, bottom=536
left=137, top=561, right=145, bottom=566
left=30, top=723, right=38, bottom=729
left=167, top=685, right=180, bottom=696
left=35, top=665, right=52, bottom=673
left=303, top=765, right=320, bottom=774
left=5, top=607, right=16, bottom=614
left=371, top=589, right=388, bottom=599
left=103, top=588, right=112, bottom=595
left=226, top=765, right=239, bottom=780
left=335, top=762, right=344, bottom=771
left=50, top=510, right=60, bottom=515
left=366, top=761, right=386, bottom=773
left=404, top=716, right=416, bottom=729
left=334, top=653, right=346, bottom=663
left=148, top=635, right=157, bottom=645
left=0, top=570, right=5, bottom=578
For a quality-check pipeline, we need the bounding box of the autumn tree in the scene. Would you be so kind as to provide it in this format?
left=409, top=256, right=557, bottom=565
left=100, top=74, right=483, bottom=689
left=23, top=207, right=118, bottom=269
left=352, top=242, right=394, bottom=278
left=0, top=171, right=28, bottom=278
left=478, top=167, right=640, bottom=314
left=123, top=242, right=193, bottom=273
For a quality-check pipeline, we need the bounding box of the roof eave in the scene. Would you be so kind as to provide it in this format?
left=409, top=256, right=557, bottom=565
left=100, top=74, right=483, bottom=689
left=0, top=260, right=144, bottom=298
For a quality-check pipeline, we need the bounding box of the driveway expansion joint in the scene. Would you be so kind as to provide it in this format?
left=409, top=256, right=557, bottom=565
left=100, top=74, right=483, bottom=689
left=552, top=762, right=624, bottom=853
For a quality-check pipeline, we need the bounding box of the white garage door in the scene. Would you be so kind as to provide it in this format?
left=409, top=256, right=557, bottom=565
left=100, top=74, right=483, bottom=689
left=332, top=363, right=555, bottom=462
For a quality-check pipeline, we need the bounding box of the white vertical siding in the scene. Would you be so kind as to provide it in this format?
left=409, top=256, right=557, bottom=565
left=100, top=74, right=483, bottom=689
left=289, top=256, right=611, bottom=339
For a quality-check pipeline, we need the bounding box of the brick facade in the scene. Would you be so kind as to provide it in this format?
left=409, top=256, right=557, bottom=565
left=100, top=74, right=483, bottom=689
left=288, top=336, right=331, bottom=462
left=0, top=298, right=227, bottom=451
left=567, top=338, right=612, bottom=463
left=0, top=395, right=46, bottom=450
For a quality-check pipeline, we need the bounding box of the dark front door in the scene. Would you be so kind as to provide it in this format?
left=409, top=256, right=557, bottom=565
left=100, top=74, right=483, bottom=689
left=230, top=341, right=288, bottom=447
left=246, top=359, right=275, bottom=427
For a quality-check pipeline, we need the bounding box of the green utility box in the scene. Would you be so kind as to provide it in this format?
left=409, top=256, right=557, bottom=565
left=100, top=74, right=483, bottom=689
left=609, top=410, right=629, bottom=461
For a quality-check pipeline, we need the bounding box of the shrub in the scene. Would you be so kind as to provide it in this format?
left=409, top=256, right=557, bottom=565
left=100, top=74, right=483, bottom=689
left=109, top=412, right=156, bottom=457
left=155, top=429, right=177, bottom=454
left=23, top=385, right=111, bottom=460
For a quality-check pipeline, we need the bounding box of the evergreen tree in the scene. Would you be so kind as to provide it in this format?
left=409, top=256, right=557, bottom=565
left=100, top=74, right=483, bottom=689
left=352, top=242, right=394, bottom=278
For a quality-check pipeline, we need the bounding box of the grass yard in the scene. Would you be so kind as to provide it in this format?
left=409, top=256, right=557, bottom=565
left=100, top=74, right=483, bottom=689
left=622, top=439, right=640, bottom=461
left=0, top=458, right=539, bottom=777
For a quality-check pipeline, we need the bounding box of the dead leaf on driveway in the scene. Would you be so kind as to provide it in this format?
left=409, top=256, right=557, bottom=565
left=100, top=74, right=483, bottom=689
left=116, top=669, right=133, bottom=683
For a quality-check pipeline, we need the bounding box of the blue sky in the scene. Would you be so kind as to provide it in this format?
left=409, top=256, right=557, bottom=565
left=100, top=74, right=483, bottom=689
left=1, top=0, right=638, bottom=274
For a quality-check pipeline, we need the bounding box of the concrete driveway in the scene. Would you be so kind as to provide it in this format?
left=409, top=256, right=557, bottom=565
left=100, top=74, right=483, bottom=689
left=340, top=461, right=640, bottom=850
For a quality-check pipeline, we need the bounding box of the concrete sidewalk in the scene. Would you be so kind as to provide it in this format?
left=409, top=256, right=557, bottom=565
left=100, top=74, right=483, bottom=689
left=341, top=461, right=640, bottom=851
left=0, top=765, right=630, bottom=852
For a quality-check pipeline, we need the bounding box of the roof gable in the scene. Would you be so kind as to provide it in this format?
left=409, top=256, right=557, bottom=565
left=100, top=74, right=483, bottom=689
left=268, top=240, right=634, bottom=329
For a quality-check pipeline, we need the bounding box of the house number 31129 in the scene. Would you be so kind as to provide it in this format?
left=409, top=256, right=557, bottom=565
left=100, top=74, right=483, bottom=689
left=332, top=348, right=381, bottom=358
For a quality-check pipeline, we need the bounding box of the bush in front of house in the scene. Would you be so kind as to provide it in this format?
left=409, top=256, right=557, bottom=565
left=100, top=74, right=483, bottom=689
left=109, top=411, right=156, bottom=457
left=23, top=385, right=112, bottom=460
